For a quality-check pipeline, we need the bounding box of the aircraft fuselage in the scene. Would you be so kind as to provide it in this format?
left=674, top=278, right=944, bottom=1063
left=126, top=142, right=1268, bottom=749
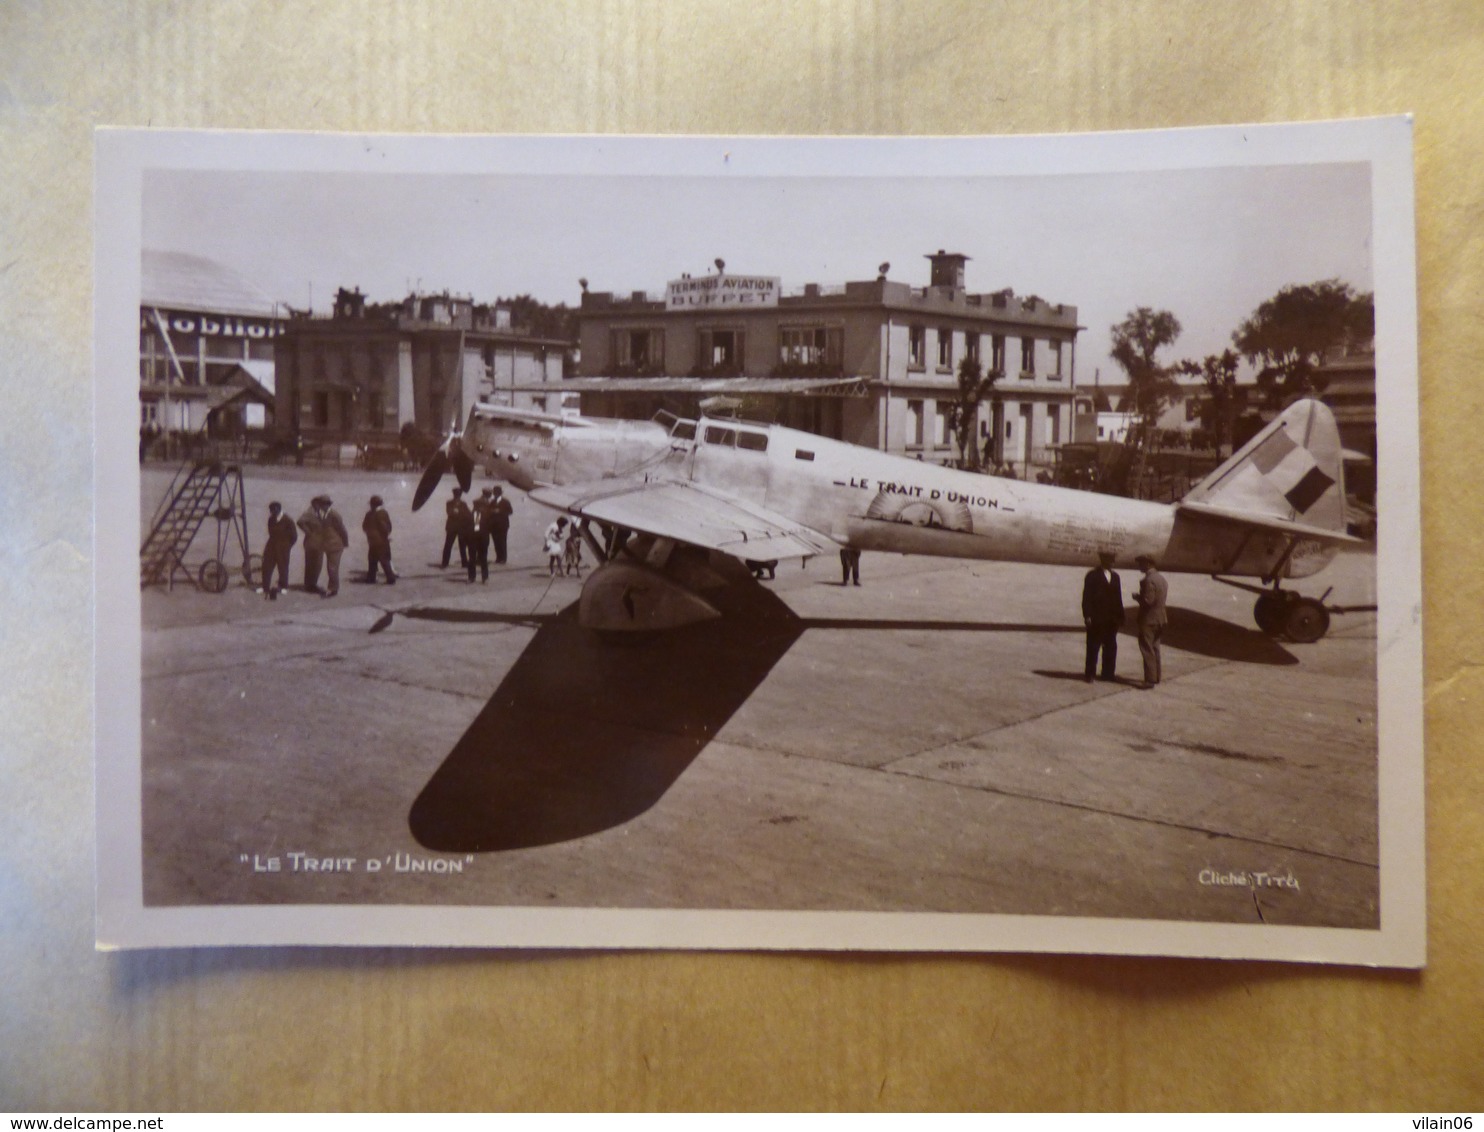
left=467, top=407, right=1336, bottom=582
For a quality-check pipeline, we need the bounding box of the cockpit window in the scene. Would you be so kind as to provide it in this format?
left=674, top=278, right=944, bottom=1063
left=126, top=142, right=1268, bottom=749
left=736, top=430, right=768, bottom=452
left=671, top=420, right=696, bottom=441
left=703, top=426, right=736, bottom=446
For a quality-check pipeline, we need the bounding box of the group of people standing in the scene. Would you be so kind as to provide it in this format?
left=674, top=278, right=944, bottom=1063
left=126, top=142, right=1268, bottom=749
left=1081, top=550, right=1168, bottom=689
left=441, top=485, right=514, bottom=583
left=260, top=494, right=397, bottom=600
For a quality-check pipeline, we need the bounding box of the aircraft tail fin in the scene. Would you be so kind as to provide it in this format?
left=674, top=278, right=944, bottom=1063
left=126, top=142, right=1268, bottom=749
left=1182, top=399, right=1348, bottom=534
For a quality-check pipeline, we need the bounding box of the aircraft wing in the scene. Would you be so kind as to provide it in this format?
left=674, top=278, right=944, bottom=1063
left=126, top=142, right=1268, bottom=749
left=528, top=478, right=838, bottom=560
left=1176, top=501, right=1366, bottom=545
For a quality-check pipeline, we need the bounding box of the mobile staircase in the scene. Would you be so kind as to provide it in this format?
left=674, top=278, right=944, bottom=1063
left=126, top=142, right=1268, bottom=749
left=140, top=462, right=256, bottom=593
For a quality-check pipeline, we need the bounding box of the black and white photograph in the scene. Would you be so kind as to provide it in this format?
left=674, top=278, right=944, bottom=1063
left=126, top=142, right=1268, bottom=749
left=95, top=122, right=1423, bottom=962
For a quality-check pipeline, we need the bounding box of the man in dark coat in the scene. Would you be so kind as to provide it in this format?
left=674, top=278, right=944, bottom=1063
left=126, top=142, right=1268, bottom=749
left=1081, top=550, right=1124, bottom=683
left=487, top=485, right=514, bottom=565
left=362, top=495, right=396, bottom=584
left=1135, top=554, right=1170, bottom=688
left=442, top=488, right=473, bottom=569
left=469, top=487, right=495, bottom=583
left=263, top=501, right=297, bottom=600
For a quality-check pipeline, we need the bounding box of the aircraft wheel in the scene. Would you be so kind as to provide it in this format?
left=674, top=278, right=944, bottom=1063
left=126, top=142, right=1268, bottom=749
left=1253, top=593, right=1285, bottom=636
left=198, top=559, right=229, bottom=594
left=1284, top=597, right=1330, bottom=644
left=242, top=553, right=263, bottom=585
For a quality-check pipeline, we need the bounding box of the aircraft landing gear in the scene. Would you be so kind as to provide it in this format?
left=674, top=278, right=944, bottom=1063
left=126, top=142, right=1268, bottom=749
left=1252, top=588, right=1331, bottom=644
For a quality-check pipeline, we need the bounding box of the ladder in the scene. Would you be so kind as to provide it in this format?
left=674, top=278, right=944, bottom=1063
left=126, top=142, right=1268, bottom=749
left=140, top=462, right=249, bottom=592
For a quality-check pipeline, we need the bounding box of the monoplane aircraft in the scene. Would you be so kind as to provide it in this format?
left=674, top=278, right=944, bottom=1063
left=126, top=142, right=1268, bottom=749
left=413, top=397, right=1361, bottom=642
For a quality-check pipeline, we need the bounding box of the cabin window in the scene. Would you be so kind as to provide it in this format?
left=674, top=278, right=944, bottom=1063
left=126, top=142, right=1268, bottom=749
left=795, top=449, right=815, bottom=461
left=703, top=425, right=737, bottom=446
left=736, top=431, right=768, bottom=452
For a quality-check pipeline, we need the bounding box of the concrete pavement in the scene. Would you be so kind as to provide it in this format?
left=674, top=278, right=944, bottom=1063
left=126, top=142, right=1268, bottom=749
left=137, top=464, right=1379, bottom=929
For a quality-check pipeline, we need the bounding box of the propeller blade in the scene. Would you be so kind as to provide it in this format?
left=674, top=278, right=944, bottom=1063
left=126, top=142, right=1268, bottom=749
left=451, top=447, right=475, bottom=494
left=412, top=450, right=450, bottom=511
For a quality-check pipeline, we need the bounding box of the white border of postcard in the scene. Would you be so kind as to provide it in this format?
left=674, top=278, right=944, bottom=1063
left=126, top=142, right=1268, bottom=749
left=95, top=120, right=1424, bottom=964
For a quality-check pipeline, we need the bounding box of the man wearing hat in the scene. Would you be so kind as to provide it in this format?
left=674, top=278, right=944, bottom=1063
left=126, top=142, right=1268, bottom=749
left=263, top=501, right=297, bottom=600
left=297, top=498, right=326, bottom=594
left=362, top=495, right=396, bottom=584
left=487, top=484, right=514, bottom=566
left=466, top=487, right=494, bottom=583
left=1081, top=549, right=1123, bottom=683
left=315, top=494, right=351, bottom=598
left=1134, top=554, right=1169, bottom=688
left=442, top=488, right=473, bottom=570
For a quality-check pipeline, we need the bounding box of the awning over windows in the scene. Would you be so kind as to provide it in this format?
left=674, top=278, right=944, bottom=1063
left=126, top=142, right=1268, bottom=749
left=505, top=376, right=872, bottom=396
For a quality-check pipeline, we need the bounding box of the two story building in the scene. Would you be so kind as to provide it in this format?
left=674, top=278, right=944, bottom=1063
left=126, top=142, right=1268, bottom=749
left=273, top=288, right=569, bottom=447
left=564, top=251, right=1086, bottom=471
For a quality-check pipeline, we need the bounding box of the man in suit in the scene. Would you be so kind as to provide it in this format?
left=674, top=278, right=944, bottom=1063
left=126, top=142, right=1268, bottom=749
left=262, top=501, right=297, bottom=600
left=362, top=495, right=396, bottom=584
left=1134, top=554, right=1170, bottom=688
left=316, top=495, right=351, bottom=598
left=442, top=488, right=473, bottom=570
left=1081, top=550, right=1123, bottom=683
left=297, top=499, right=325, bottom=594
left=487, top=485, right=514, bottom=565
left=469, top=488, right=495, bottom=583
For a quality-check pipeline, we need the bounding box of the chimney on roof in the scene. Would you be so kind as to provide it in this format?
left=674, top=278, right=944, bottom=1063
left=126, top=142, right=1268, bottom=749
left=926, top=250, right=970, bottom=292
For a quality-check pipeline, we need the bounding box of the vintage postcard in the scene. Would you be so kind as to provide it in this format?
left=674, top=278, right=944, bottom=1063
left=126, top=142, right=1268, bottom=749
left=95, top=121, right=1423, bottom=963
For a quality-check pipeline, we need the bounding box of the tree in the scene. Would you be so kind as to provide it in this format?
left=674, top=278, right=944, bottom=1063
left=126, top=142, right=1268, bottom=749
left=1232, top=279, right=1374, bottom=409
left=944, top=354, right=1000, bottom=471
left=493, top=294, right=580, bottom=342
left=1110, top=307, right=1182, bottom=494
left=1177, top=348, right=1241, bottom=455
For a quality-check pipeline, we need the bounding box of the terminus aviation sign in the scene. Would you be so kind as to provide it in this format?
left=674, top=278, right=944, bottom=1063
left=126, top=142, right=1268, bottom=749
left=666, top=273, right=779, bottom=310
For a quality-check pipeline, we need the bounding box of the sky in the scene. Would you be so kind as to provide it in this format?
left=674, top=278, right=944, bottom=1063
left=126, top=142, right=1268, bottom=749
left=143, top=159, right=1373, bottom=382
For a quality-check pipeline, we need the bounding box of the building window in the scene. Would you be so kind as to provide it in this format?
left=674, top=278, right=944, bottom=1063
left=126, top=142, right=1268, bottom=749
left=907, top=399, right=924, bottom=447
left=908, top=325, right=925, bottom=369
left=313, top=391, right=330, bottom=428
left=698, top=329, right=744, bottom=374
left=1050, top=341, right=1063, bottom=380
left=779, top=325, right=842, bottom=371
left=991, top=335, right=1006, bottom=375
left=612, top=328, right=665, bottom=374
left=1021, top=337, right=1036, bottom=376
left=965, top=333, right=980, bottom=368
left=937, top=328, right=953, bottom=370
left=933, top=401, right=949, bottom=447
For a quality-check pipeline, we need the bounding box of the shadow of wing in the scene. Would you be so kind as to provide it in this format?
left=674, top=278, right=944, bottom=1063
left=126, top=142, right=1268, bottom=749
left=408, top=574, right=804, bottom=852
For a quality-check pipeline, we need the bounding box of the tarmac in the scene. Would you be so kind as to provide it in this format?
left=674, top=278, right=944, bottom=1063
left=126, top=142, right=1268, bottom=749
left=137, top=462, right=1380, bottom=929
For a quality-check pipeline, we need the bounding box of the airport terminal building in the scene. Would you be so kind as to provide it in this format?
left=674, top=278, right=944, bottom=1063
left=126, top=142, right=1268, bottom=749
left=564, top=251, right=1090, bottom=470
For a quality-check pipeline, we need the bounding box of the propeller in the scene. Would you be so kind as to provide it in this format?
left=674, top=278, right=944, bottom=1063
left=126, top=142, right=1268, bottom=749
left=411, top=449, right=449, bottom=512
left=411, top=436, right=476, bottom=512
